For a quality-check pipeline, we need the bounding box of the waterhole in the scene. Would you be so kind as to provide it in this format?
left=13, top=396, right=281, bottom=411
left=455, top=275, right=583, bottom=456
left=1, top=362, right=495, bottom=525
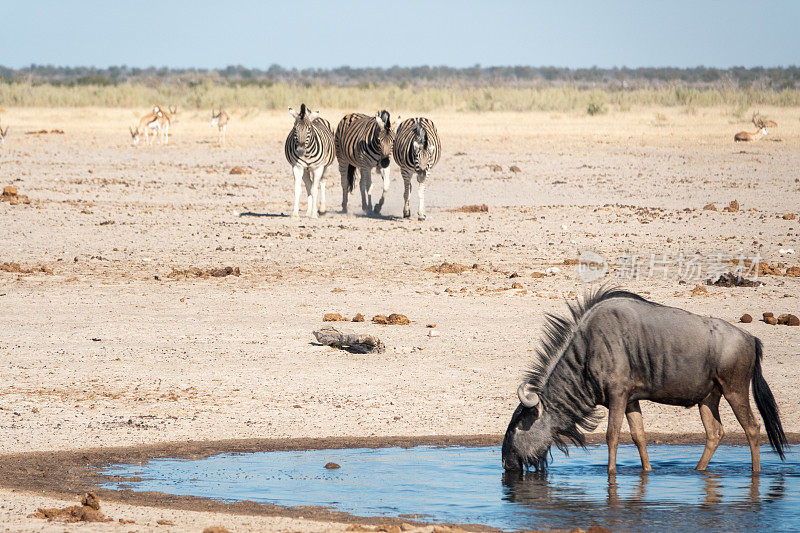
left=101, top=444, right=798, bottom=532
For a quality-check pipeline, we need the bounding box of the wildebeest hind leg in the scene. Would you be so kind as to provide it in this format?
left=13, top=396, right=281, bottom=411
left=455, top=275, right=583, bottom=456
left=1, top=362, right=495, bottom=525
left=606, top=395, right=627, bottom=476
left=695, top=389, right=723, bottom=471
left=724, top=388, right=761, bottom=472
left=625, top=400, right=651, bottom=471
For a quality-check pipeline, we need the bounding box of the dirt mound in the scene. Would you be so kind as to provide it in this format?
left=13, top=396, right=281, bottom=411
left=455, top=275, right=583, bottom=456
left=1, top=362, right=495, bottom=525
left=229, top=166, right=250, bottom=175
left=0, top=262, right=52, bottom=274
left=25, top=129, right=64, bottom=135
left=2, top=185, right=31, bottom=205
left=722, top=200, right=740, bottom=212
left=707, top=272, right=761, bottom=287
left=425, top=262, right=473, bottom=274
left=167, top=266, right=240, bottom=278
left=323, top=313, right=348, bottom=322
left=450, top=204, right=489, bottom=213
left=30, top=492, right=109, bottom=523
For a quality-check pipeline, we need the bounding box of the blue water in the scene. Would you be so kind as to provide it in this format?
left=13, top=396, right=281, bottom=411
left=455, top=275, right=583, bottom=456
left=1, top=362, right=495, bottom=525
left=101, top=445, right=799, bottom=532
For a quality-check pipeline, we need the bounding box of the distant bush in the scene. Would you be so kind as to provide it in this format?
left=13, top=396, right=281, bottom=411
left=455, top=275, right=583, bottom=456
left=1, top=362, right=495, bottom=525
left=586, top=101, right=607, bottom=116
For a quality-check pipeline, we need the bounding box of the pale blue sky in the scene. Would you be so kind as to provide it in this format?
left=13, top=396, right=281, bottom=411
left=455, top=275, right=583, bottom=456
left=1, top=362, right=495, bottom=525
left=3, top=0, right=798, bottom=69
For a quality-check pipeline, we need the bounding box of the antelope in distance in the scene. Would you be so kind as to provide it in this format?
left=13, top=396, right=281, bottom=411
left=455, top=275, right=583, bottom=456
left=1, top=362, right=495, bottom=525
left=753, top=112, right=777, bottom=128
left=735, top=117, right=768, bottom=142
left=211, top=109, right=230, bottom=146
left=502, top=288, right=787, bottom=476
left=156, top=105, right=178, bottom=144
left=130, top=106, right=162, bottom=146
left=0, top=122, right=8, bottom=146
left=284, top=104, right=335, bottom=218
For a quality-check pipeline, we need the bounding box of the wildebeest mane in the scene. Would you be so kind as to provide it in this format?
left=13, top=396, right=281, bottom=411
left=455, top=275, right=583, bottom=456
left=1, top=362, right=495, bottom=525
left=524, top=286, right=649, bottom=454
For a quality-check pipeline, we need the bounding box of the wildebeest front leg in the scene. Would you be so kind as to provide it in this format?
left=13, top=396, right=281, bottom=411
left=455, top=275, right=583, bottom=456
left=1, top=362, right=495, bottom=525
left=606, top=395, right=627, bottom=476
left=291, top=165, right=304, bottom=218
left=360, top=166, right=373, bottom=213
left=724, top=388, right=762, bottom=472
left=402, top=170, right=412, bottom=218
left=625, top=400, right=652, bottom=471
left=373, top=166, right=391, bottom=214
left=695, top=389, right=723, bottom=471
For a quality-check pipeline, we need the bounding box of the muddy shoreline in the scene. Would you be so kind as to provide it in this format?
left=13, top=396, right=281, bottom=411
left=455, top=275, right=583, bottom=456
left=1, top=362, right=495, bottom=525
left=1, top=432, right=798, bottom=528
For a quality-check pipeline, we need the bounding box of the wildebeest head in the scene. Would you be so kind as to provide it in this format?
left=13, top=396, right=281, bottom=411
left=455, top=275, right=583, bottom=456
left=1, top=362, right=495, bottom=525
left=289, top=104, right=318, bottom=157
left=412, top=124, right=435, bottom=173
left=502, top=382, right=554, bottom=471
left=374, top=110, right=397, bottom=167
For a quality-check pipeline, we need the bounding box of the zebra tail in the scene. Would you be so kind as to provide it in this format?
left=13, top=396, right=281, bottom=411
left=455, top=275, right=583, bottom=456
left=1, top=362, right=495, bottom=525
left=347, top=165, right=355, bottom=193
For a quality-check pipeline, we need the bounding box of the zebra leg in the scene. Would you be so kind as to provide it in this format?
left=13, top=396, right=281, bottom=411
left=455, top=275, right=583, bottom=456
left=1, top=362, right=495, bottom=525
left=360, top=166, right=373, bottom=213
left=417, top=173, right=427, bottom=221
left=374, top=166, right=391, bottom=214
left=303, top=168, right=315, bottom=218
left=339, top=163, right=350, bottom=213
left=308, top=166, right=324, bottom=219
left=291, top=165, right=304, bottom=218
left=402, top=170, right=412, bottom=218
left=318, top=167, right=328, bottom=215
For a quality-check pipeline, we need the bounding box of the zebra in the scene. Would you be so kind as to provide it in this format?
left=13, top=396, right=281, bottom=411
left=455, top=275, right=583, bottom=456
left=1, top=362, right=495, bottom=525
left=392, top=117, right=441, bottom=220
left=334, top=111, right=398, bottom=214
left=284, top=104, right=336, bottom=218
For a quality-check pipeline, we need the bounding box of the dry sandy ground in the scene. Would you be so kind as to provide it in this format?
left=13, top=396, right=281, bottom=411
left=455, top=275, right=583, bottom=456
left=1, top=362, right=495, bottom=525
left=0, top=106, right=799, bottom=531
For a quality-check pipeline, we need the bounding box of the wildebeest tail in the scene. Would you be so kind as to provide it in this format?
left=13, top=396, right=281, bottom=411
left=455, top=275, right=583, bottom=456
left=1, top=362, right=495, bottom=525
left=347, top=165, right=355, bottom=193
left=752, top=337, right=787, bottom=459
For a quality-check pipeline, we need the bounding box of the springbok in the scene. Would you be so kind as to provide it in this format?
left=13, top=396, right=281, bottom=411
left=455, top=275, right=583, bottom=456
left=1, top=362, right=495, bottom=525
left=0, top=123, right=8, bottom=146
left=735, top=118, right=768, bottom=142
left=130, top=107, right=162, bottom=146
left=211, top=109, right=230, bottom=146
left=753, top=112, right=777, bottom=128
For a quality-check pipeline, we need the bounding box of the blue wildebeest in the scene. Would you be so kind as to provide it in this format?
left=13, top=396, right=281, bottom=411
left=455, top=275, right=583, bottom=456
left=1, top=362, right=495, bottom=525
left=502, top=288, right=787, bottom=475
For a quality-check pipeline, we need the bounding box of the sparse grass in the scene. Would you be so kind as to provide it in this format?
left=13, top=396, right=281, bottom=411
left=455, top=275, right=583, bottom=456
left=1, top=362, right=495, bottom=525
left=2, top=82, right=800, bottom=113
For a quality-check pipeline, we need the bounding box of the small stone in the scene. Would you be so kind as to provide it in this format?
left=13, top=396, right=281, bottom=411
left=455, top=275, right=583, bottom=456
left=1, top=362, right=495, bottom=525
left=372, top=315, right=389, bottom=325
left=387, top=313, right=410, bottom=325
left=783, top=213, right=796, bottom=220
left=786, top=266, right=800, bottom=277
left=702, top=203, right=717, bottom=211
left=763, top=312, right=774, bottom=319
left=2, top=185, right=18, bottom=196
left=324, top=462, right=340, bottom=469
left=511, top=282, right=523, bottom=289
left=765, top=316, right=778, bottom=325
left=740, top=314, right=752, bottom=323
left=723, top=200, right=739, bottom=212
left=788, top=315, right=800, bottom=326
left=352, top=313, right=365, bottom=322
left=323, top=313, right=348, bottom=322
left=509, top=165, right=522, bottom=173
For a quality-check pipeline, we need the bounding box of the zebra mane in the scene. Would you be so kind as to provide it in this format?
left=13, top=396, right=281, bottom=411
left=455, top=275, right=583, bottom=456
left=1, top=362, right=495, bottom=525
left=298, top=103, right=307, bottom=119
left=380, top=110, right=390, bottom=129
left=524, top=286, right=646, bottom=389
left=415, top=124, right=427, bottom=147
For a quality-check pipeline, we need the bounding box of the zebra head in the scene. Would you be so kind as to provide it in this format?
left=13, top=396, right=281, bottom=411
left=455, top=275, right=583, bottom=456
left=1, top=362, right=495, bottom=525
left=374, top=110, right=397, bottom=168
left=412, top=124, right=435, bottom=173
left=289, top=104, right=318, bottom=157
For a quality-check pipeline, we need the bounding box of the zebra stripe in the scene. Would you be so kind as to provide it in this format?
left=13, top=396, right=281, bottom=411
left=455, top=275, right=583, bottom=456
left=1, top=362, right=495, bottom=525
left=392, top=117, right=441, bottom=175
left=284, top=104, right=335, bottom=169
left=392, top=117, right=442, bottom=220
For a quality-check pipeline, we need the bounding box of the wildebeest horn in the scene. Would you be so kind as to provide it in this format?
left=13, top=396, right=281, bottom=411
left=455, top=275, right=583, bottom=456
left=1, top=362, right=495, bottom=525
left=517, top=382, right=540, bottom=408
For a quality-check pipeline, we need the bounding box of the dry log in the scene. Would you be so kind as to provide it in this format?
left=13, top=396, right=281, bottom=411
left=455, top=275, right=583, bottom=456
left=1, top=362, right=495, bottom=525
left=313, top=326, right=385, bottom=354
